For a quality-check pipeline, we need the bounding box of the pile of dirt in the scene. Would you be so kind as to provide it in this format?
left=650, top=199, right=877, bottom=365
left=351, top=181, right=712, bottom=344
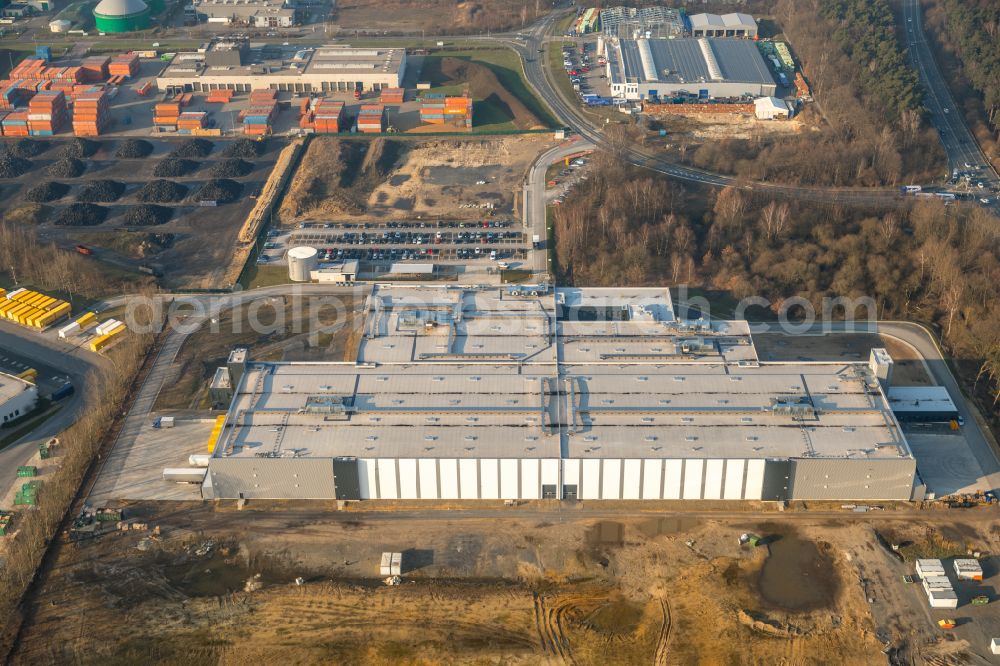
left=736, top=609, right=803, bottom=638
left=46, top=157, right=85, bottom=178
left=153, top=158, right=198, bottom=177
left=25, top=181, right=69, bottom=202
left=438, top=57, right=544, bottom=129
left=222, top=138, right=265, bottom=158
left=170, top=138, right=213, bottom=159
left=210, top=158, right=253, bottom=178
left=123, top=204, right=173, bottom=226
left=197, top=178, right=242, bottom=203
left=279, top=137, right=381, bottom=219
left=0, top=153, right=32, bottom=178
left=54, top=202, right=107, bottom=226
left=61, top=138, right=100, bottom=159
left=136, top=179, right=188, bottom=203
left=77, top=179, right=125, bottom=203
left=115, top=139, right=154, bottom=159
left=5, top=138, right=48, bottom=158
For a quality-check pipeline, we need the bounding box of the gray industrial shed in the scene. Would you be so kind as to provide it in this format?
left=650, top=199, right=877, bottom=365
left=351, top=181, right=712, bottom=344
left=605, top=37, right=776, bottom=101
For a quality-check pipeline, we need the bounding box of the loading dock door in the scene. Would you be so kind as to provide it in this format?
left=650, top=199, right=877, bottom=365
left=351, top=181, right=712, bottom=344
left=562, top=484, right=578, bottom=500
left=542, top=484, right=558, bottom=499
left=332, top=458, right=361, bottom=500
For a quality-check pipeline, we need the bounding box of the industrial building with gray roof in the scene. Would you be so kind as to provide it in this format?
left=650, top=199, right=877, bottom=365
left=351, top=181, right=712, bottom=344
left=199, top=285, right=921, bottom=503
left=604, top=37, right=776, bottom=101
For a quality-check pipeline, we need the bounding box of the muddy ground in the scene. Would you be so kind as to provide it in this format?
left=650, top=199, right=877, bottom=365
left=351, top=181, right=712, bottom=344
left=0, top=138, right=283, bottom=290
left=279, top=135, right=551, bottom=224
left=12, top=503, right=999, bottom=665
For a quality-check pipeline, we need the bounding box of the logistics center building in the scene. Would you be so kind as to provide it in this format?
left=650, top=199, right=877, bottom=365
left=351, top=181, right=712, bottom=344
left=157, top=43, right=406, bottom=93
left=604, top=37, right=776, bottom=100
left=200, top=286, right=920, bottom=503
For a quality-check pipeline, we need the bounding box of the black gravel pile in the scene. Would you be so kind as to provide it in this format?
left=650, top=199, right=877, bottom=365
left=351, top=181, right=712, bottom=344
left=0, top=153, right=33, bottom=178
left=5, top=139, right=48, bottom=158
left=61, top=138, right=100, bottom=159
left=54, top=203, right=107, bottom=226
left=123, top=204, right=173, bottom=227
left=210, top=158, right=253, bottom=178
left=197, top=179, right=242, bottom=203
left=136, top=179, right=188, bottom=203
left=153, top=158, right=198, bottom=177
left=222, top=138, right=265, bottom=158
left=115, top=139, right=154, bottom=159
left=77, top=179, right=125, bottom=203
left=170, top=138, right=213, bottom=158
left=25, top=181, right=70, bottom=202
left=46, top=157, right=85, bottom=178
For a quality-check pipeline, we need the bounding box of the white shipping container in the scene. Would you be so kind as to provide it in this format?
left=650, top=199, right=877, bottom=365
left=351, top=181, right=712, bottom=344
left=96, top=318, right=122, bottom=336
left=380, top=552, right=392, bottom=576
left=390, top=552, right=402, bottom=575
left=922, top=576, right=953, bottom=593
left=916, top=559, right=945, bottom=577
left=160, top=416, right=175, bottom=428
left=991, top=638, right=1000, bottom=655
left=162, top=467, right=207, bottom=483
left=6, top=288, right=26, bottom=300
left=58, top=322, right=80, bottom=338
left=927, top=589, right=958, bottom=609
left=27, top=114, right=53, bottom=121
left=188, top=453, right=211, bottom=467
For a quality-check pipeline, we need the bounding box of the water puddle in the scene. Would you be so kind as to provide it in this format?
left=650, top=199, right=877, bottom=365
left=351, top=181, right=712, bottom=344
left=755, top=529, right=838, bottom=611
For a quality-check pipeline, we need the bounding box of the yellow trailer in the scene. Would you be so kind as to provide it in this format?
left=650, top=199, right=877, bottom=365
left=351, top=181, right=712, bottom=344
left=206, top=415, right=226, bottom=453
left=12, top=290, right=38, bottom=304
left=16, top=306, right=40, bottom=325
left=37, top=302, right=70, bottom=327
left=75, top=312, right=97, bottom=328
left=89, top=332, right=113, bottom=352
left=0, top=300, right=18, bottom=317
left=35, top=296, right=58, bottom=311
left=7, top=304, right=31, bottom=321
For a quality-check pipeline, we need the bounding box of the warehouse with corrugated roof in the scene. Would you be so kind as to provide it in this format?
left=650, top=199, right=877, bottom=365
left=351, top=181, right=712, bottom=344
left=604, top=37, right=776, bottom=101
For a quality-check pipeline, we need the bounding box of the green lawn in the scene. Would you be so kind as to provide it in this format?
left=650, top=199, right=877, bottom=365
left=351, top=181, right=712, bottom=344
left=547, top=41, right=581, bottom=108
left=242, top=263, right=292, bottom=291
left=421, top=48, right=557, bottom=129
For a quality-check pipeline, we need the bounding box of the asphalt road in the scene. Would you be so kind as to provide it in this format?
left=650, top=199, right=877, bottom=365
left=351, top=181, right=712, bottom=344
left=902, top=0, right=1000, bottom=193
left=0, top=320, right=108, bottom=502
left=522, top=138, right=595, bottom=277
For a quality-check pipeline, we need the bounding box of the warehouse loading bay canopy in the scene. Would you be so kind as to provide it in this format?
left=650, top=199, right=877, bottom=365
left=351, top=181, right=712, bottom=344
left=200, top=286, right=922, bottom=502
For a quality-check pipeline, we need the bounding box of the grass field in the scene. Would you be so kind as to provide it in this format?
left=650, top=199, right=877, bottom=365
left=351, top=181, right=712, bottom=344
left=423, top=48, right=556, bottom=129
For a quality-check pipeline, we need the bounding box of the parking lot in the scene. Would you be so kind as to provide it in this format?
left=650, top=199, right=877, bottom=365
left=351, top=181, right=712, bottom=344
left=561, top=41, right=613, bottom=101
left=258, top=219, right=531, bottom=268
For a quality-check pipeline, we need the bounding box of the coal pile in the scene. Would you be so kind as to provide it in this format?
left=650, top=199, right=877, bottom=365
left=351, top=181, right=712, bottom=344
left=77, top=179, right=125, bottom=203
left=153, top=158, right=198, bottom=177
left=25, top=181, right=70, bottom=202
left=137, top=179, right=188, bottom=203
left=61, top=138, right=100, bottom=159
left=222, top=138, right=265, bottom=158
left=54, top=203, right=107, bottom=226
left=170, top=139, right=213, bottom=159
left=210, top=158, right=253, bottom=178
left=123, top=204, right=173, bottom=227
left=0, top=153, right=33, bottom=178
left=5, top=138, right=48, bottom=158
left=115, top=139, right=154, bottom=159
left=197, top=179, right=242, bottom=203
left=46, top=157, right=85, bottom=178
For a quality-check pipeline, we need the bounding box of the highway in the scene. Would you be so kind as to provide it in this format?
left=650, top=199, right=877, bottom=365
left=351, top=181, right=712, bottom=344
left=902, top=0, right=1000, bottom=193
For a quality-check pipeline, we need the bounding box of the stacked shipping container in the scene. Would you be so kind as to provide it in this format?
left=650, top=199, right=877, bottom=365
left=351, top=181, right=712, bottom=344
left=357, top=104, right=386, bottom=133
left=72, top=88, right=110, bottom=136
left=27, top=90, right=68, bottom=135
left=241, top=102, right=277, bottom=136
left=154, top=101, right=181, bottom=129
left=205, top=89, right=234, bottom=104
left=177, top=111, right=207, bottom=132
left=311, top=99, right=344, bottom=133
left=89, top=319, right=127, bottom=352
left=419, top=93, right=472, bottom=128
left=379, top=87, right=404, bottom=105
left=80, top=56, right=111, bottom=83
left=108, top=54, right=139, bottom=79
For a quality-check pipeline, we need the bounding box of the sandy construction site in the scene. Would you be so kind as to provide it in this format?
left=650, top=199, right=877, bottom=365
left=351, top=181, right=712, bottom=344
left=279, top=135, right=552, bottom=223
left=11, top=501, right=1000, bottom=665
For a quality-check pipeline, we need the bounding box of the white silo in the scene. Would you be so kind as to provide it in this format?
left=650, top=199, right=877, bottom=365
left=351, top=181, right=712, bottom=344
left=286, top=246, right=318, bottom=282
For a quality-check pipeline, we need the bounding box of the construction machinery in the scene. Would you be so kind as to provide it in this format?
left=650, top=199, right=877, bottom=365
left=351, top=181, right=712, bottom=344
left=938, top=619, right=957, bottom=630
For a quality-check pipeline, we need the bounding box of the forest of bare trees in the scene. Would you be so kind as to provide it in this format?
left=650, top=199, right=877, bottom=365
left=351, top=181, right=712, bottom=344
left=554, top=153, right=1000, bottom=429
left=0, top=222, right=153, bottom=300
left=678, top=0, right=946, bottom=186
